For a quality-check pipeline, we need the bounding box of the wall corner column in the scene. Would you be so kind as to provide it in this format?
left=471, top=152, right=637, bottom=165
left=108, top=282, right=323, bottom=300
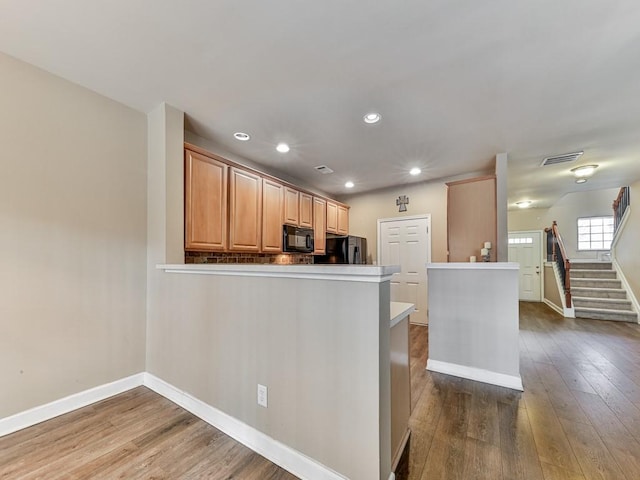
left=147, top=103, right=185, bottom=266
left=495, top=152, right=508, bottom=262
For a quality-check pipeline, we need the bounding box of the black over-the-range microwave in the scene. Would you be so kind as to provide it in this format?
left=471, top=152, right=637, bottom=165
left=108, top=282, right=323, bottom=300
left=282, top=225, right=314, bottom=253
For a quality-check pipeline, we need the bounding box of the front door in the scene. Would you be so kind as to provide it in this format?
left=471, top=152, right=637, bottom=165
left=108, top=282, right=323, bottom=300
left=378, top=215, right=431, bottom=325
left=508, top=230, right=542, bottom=301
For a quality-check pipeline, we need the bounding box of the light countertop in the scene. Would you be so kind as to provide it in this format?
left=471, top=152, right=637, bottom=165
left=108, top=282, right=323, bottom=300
left=426, top=262, right=519, bottom=270
left=158, top=263, right=401, bottom=283
left=390, top=302, right=415, bottom=328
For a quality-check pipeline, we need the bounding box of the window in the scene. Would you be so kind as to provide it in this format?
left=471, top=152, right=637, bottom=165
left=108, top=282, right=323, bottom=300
left=508, top=237, right=533, bottom=244
left=577, top=216, right=613, bottom=250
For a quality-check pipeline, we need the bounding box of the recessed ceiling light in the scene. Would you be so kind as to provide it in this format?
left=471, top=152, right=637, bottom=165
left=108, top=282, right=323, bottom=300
left=576, top=178, right=588, bottom=184
left=233, top=132, right=250, bottom=141
left=516, top=200, right=533, bottom=208
left=276, top=143, right=290, bottom=153
left=571, top=164, right=598, bottom=178
left=410, top=167, right=421, bottom=176
left=345, top=181, right=354, bottom=188
left=363, top=112, right=381, bottom=124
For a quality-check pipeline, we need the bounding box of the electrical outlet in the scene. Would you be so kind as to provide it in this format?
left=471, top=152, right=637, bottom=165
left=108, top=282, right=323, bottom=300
left=257, top=384, right=268, bottom=408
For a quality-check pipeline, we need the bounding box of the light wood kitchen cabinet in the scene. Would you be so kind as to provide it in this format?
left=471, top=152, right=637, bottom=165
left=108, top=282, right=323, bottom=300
left=337, top=204, right=349, bottom=235
left=262, top=178, right=283, bottom=252
left=313, top=197, right=326, bottom=254
left=326, top=201, right=338, bottom=233
left=283, top=186, right=299, bottom=225
left=229, top=167, right=262, bottom=251
left=299, top=192, right=313, bottom=228
left=184, top=150, right=228, bottom=251
left=184, top=143, right=351, bottom=256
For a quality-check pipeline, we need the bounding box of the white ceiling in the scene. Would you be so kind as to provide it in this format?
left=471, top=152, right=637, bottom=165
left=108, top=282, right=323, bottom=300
left=2, top=0, right=640, bottom=209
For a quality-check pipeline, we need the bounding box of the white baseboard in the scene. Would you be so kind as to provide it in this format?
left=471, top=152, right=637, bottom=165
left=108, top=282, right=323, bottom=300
left=0, top=373, right=145, bottom=438
left=610, top=207, right=640, bottom=324
left=143, top=373, right=348, bottom=480
left=543, top=298, right=564, bottom=316
left=612, top=259, right=640, bottom=324
left=427, top=359, right=523, bottom=391
left=0, top=373, right=372, bottom=480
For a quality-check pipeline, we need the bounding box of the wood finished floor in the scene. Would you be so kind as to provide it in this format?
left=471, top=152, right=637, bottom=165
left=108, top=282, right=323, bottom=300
left=407, top=301, right=640, bottom=480
left=0, top=387, right=298, bottom=479
left=2, top=301, right=639, bottom=479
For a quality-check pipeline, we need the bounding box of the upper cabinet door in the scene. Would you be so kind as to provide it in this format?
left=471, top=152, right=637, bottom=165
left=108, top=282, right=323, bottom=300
left=229, top=167, right=262, bottom=251
left=299, top=192, right=313, bottom=228
left=337, top=205, right=349, bottom=235
left=326, top=201, right=338, bottom=234
left=185, top=150, right=228, bottom=251
left=262, top=178, right=283, bottom=253
left=283, top=186, right=299, bottom=225
left=313, top=197, right=327, bottom=254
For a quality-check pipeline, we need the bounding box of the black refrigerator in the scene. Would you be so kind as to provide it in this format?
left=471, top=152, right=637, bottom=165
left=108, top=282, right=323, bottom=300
left=314, top=235, right=368, bottom=264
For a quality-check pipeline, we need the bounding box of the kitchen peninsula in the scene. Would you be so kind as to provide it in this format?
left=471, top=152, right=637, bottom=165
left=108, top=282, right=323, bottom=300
left=152, top=263, right=401, bottom=480
left=426, top=262, right=522, bottom=390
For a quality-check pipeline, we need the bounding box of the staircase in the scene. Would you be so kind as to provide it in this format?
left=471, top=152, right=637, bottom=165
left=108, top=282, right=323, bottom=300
left=571, top=262, right=638, bottom=322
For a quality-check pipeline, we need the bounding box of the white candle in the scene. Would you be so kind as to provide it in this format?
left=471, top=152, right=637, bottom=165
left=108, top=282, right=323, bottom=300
left=470, top=256, right=476, bottom=262
left=484, top=242, right=492, bottom=249
left=481, top=248, right=488, bottom=256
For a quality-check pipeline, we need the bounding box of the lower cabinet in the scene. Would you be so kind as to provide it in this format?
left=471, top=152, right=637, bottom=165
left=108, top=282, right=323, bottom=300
left=229, top=167, right=262, bottom=251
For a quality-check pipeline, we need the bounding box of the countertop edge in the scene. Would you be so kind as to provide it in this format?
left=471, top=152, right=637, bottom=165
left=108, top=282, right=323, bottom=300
left=426, top=262, right=519, bottom=270
left=390, top=302, right=415, bottom=328
left=157, top=263, right=401, bottom=283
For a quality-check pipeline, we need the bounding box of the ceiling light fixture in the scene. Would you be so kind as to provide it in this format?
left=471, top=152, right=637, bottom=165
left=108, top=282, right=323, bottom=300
left=571, top=164, right=598, bottom=178
left=363, top=112, right=381, bottom=124
left=516, top=201, right=533, bottom=208
left=576, top=178, right=587, bottom=184
left=233, top=132, right=250, bottom=141
left=345, top=181, right=354, bottom=188
left=409, top=167, right=421, bottom=176
left=276, top=142, right=290, bottom=153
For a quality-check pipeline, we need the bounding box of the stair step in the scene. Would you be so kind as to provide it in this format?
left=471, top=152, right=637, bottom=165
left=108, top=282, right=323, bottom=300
left=571, top=262, right=612, bottom=270
left=575, top=307, right=638, bottom=323
left=571, top=278, right=622, bottom=289
left=572, top=296, right=633, bottom=310
left=571, top=287, right=628, bottom=299
left=570, top=269, right=617, bottom=279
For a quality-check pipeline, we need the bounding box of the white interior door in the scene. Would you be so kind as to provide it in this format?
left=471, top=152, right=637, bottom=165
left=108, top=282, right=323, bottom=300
left=378, top=215, right=431, bottom=325
left=508, top=230, right=542, bottom=301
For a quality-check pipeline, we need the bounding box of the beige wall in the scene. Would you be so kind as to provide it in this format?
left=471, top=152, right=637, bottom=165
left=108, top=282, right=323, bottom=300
left=508, top=187, right=620, bottom=259
left=341, top=181, right=448, bottom=264
left=614, top=180, right=640, bottom=303
left=147, top=272, right=391, bottom=479
left=0, top=52, right=148, bottom=417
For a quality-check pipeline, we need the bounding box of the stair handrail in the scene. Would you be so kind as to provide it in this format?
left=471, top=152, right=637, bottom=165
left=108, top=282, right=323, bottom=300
left=613, top=186, right=630, bottom=232
left=544, top=221, right=572, bottom=308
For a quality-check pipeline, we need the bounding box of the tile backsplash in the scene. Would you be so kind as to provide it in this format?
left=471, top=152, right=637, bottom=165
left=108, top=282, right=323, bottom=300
left=185, top=251, right=313, bottom=265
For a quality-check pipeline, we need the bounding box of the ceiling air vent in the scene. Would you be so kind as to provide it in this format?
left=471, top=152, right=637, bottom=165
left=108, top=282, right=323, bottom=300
left=540, top=151, right=583, bottom=167
left=314, top=165, right=334, bottom=174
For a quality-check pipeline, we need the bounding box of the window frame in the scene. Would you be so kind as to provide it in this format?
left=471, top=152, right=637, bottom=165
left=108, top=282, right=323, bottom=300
left=576, top=215, right=614, bottom=251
